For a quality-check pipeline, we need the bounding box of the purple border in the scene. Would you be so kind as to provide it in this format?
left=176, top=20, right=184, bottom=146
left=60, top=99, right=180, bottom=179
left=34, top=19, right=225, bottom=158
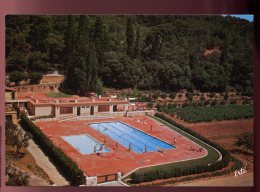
left=0, top=0, right=258, bottom=191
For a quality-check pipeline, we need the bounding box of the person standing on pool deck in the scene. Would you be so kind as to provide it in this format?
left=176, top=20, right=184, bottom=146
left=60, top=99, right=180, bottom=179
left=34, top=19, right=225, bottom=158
left=173, top=137, right=176, bottom=144
left=150, top=125, right=153, bottom=132
left=115, top=142, right=118, bottom=149
left=128, top=143, right=131, bottom=151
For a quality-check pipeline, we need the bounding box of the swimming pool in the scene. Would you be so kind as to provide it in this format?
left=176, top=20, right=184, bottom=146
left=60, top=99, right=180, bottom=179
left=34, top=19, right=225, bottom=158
left=62, top=134, right=110, bottom=155
left=89, top=121, right=175, bottom=154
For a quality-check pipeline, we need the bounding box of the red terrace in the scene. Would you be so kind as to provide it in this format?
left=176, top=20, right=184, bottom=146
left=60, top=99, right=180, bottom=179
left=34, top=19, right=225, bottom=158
left=35, top=116, right=207, bottom=182
left=26, top=93, right=129, bottom=118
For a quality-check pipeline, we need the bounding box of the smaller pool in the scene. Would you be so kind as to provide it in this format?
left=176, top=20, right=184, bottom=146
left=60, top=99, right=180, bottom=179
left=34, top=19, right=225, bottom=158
left=62, top=134, right=110, bottom=155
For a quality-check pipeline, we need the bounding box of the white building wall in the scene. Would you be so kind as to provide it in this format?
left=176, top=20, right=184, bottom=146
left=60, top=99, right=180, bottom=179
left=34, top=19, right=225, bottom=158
left=55, top=107, right=59, bottom=118
left=80, top=106, right=90, bottom=115
left=109, top=104, right=113, bottom=112
left=73, top=107, right=77, bottom=115
left=35, top=106, right=53, bottom=116
left=94, top=105, right=98, bottom=114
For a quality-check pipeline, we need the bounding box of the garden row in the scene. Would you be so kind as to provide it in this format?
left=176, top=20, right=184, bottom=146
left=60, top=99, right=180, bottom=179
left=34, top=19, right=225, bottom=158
left=20, top=114, right=85, bottom=186
left=158, top=104, right=253, bottom=123
left=129, top=113, right=231, bottom=184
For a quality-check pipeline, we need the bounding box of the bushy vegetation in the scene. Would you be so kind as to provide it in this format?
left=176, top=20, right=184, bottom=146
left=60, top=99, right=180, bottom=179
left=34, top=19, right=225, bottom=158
left=234, top=132, right=253, bottom=152
left=128, top=113, right=230, bottom=184
left=6, top=163, right=30, bottom=186
left=143, top=156, right=243, bottom=186
left=5, top=120, right=31, bottom=154
left=20, top=114, right=85, bottom=185
left=6, top=15, right=253, bottom=95
left=46, top=92, right=72, bottom=98
left=159, top=104, right=253, bottom=123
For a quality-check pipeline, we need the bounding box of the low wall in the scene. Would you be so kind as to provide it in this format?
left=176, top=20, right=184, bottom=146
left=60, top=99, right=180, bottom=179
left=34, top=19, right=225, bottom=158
left=126, top=110, right=155, bottom=117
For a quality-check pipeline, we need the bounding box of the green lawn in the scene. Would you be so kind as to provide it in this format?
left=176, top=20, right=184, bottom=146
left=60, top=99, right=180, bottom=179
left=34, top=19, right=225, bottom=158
left=126, top=116, right=220, bottom=175
left=46, top=92, right=72, bottom=98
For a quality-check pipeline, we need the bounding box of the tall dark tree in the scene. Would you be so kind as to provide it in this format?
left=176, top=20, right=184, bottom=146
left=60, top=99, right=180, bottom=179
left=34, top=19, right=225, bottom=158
left=126, top=17, right=135, bottom=58
left=6, top=16, right=31, bottom=72
left=86, top=44, right=99, bottom=94
left=63, top=16, right=76, bottom=70
left=93, top=17, right=109, bottom=73
left=134, top=25, right=141, bottom=59
left=64, top=15, right=90, bottom=95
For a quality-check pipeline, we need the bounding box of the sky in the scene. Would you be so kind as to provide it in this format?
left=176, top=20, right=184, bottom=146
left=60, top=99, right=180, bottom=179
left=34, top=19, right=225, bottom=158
left=223, top=14, right=254, bottom=22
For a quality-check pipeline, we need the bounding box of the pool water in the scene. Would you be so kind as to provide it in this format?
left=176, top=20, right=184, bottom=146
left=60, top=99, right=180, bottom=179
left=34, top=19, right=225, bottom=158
left=89, top=121, right=175, bottom=154
left=62, top=134, right=110, bottom=155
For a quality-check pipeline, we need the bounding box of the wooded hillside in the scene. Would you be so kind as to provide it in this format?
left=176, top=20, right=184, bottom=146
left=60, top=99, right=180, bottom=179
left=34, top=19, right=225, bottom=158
left=6, top=15, right=253, bottom=96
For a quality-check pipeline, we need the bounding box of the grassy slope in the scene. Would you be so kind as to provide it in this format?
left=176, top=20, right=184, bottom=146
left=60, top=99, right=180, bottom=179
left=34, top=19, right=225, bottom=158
left=45, top=92, right=72, bottom=98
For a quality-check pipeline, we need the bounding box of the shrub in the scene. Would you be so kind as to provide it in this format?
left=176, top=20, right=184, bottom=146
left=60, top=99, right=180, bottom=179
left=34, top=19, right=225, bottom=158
left=147, top=102, right=153, bottom=108
left=169, top=92, right=177, bottom=99
left=153, top=92, right=160, bottom=100
left=211, top=100, right=218, bottom=106
left=160, top=93, right=167, bottom=99
left=224, top=92, right=229, bottom=100
left=219, top=101, right=226, bottom=105
left=9, top=71, right=27, bottom=85
left=209, top=92, right=216, bottom=98
left=29, top=72, right=43, bottom=85
left=182, top=103, right=189, bottom=108
left=178, top=93, right=183, bottom=98
left=204, top=100, right=210, bottom=106
left=230, top=100, right=237, bottom=105
left=20, top=115, right=85, bottom=185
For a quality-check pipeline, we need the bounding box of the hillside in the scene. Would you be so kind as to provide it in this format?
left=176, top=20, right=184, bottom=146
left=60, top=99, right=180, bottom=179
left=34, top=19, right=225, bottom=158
left=6, top=15, right=253, bottom=96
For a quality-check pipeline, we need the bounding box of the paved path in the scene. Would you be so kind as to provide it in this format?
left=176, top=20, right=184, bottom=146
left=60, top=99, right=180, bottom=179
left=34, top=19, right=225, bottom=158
left=28, top=175, right=50, bottom=186
left=27, top=140, right=69, bottom=186
left=98, top=181, right=127, bottom=186
left=177, top=172, right=253, bottom=186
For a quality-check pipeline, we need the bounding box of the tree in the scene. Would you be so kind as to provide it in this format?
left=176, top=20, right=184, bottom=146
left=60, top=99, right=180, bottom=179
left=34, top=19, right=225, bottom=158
left=63, top=15, right=77, bottom=71
left=6, top=16, right=31, bottom=72
left=161, top=93, right=167, bottom=99
left=5, top=120, right=32, bottom=155
left=29, top=72, right=43, bottom=85
left=65, top=15, right=91, bottom=95
left=93, top=78, right=105, bottom=96
left=93, top=17, right=109, bottom=70
left=126, top=17, right=135, bottom=58
left=6, top=163, right=30, bottom=186
left=169, top=92, right=177, bottom=99
left=134, top=25, right=141, bottom=58
left=9, top=71, right=27, bottom=85
left=234, top=132, right=253, bottom=152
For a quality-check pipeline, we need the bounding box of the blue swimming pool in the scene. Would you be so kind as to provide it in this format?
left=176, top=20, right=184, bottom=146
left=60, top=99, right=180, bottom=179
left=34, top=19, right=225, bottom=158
left=89, top=121, right=175, bottom=154
left=62, top=134, right=110, bottom=155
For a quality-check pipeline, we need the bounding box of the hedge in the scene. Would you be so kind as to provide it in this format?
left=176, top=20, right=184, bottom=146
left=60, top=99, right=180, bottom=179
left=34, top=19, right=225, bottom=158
left=146, top=156, right=243, bottom=186
left=129, top=113, right=231, bottom=184
left=20, top=114, right=85, bottom=186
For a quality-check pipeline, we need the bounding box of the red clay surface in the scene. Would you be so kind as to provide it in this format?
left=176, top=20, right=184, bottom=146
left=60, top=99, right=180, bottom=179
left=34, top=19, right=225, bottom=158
left=35, top=116, right=206, bottom=178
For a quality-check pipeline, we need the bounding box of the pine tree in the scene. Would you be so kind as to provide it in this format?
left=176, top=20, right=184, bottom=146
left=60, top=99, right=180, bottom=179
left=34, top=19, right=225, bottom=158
left=63, top=16, right=76, bottom=71
left=93, top=17, right=109, bottom=70
left=134, top=25, right=141, bottom=59
left=126, top=17, right=135, bottom=58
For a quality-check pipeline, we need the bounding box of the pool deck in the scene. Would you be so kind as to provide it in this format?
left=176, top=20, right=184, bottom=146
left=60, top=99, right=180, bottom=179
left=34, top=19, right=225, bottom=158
left=35, top=116, right=207, bottom=178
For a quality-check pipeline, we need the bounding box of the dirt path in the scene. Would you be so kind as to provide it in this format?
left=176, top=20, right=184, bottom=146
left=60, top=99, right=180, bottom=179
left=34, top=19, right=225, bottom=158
left=176, top=172, right=253, bottom=186
left=28, top=175, right=50, bottom=186
left=27, top=140, right=69, bottom=186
